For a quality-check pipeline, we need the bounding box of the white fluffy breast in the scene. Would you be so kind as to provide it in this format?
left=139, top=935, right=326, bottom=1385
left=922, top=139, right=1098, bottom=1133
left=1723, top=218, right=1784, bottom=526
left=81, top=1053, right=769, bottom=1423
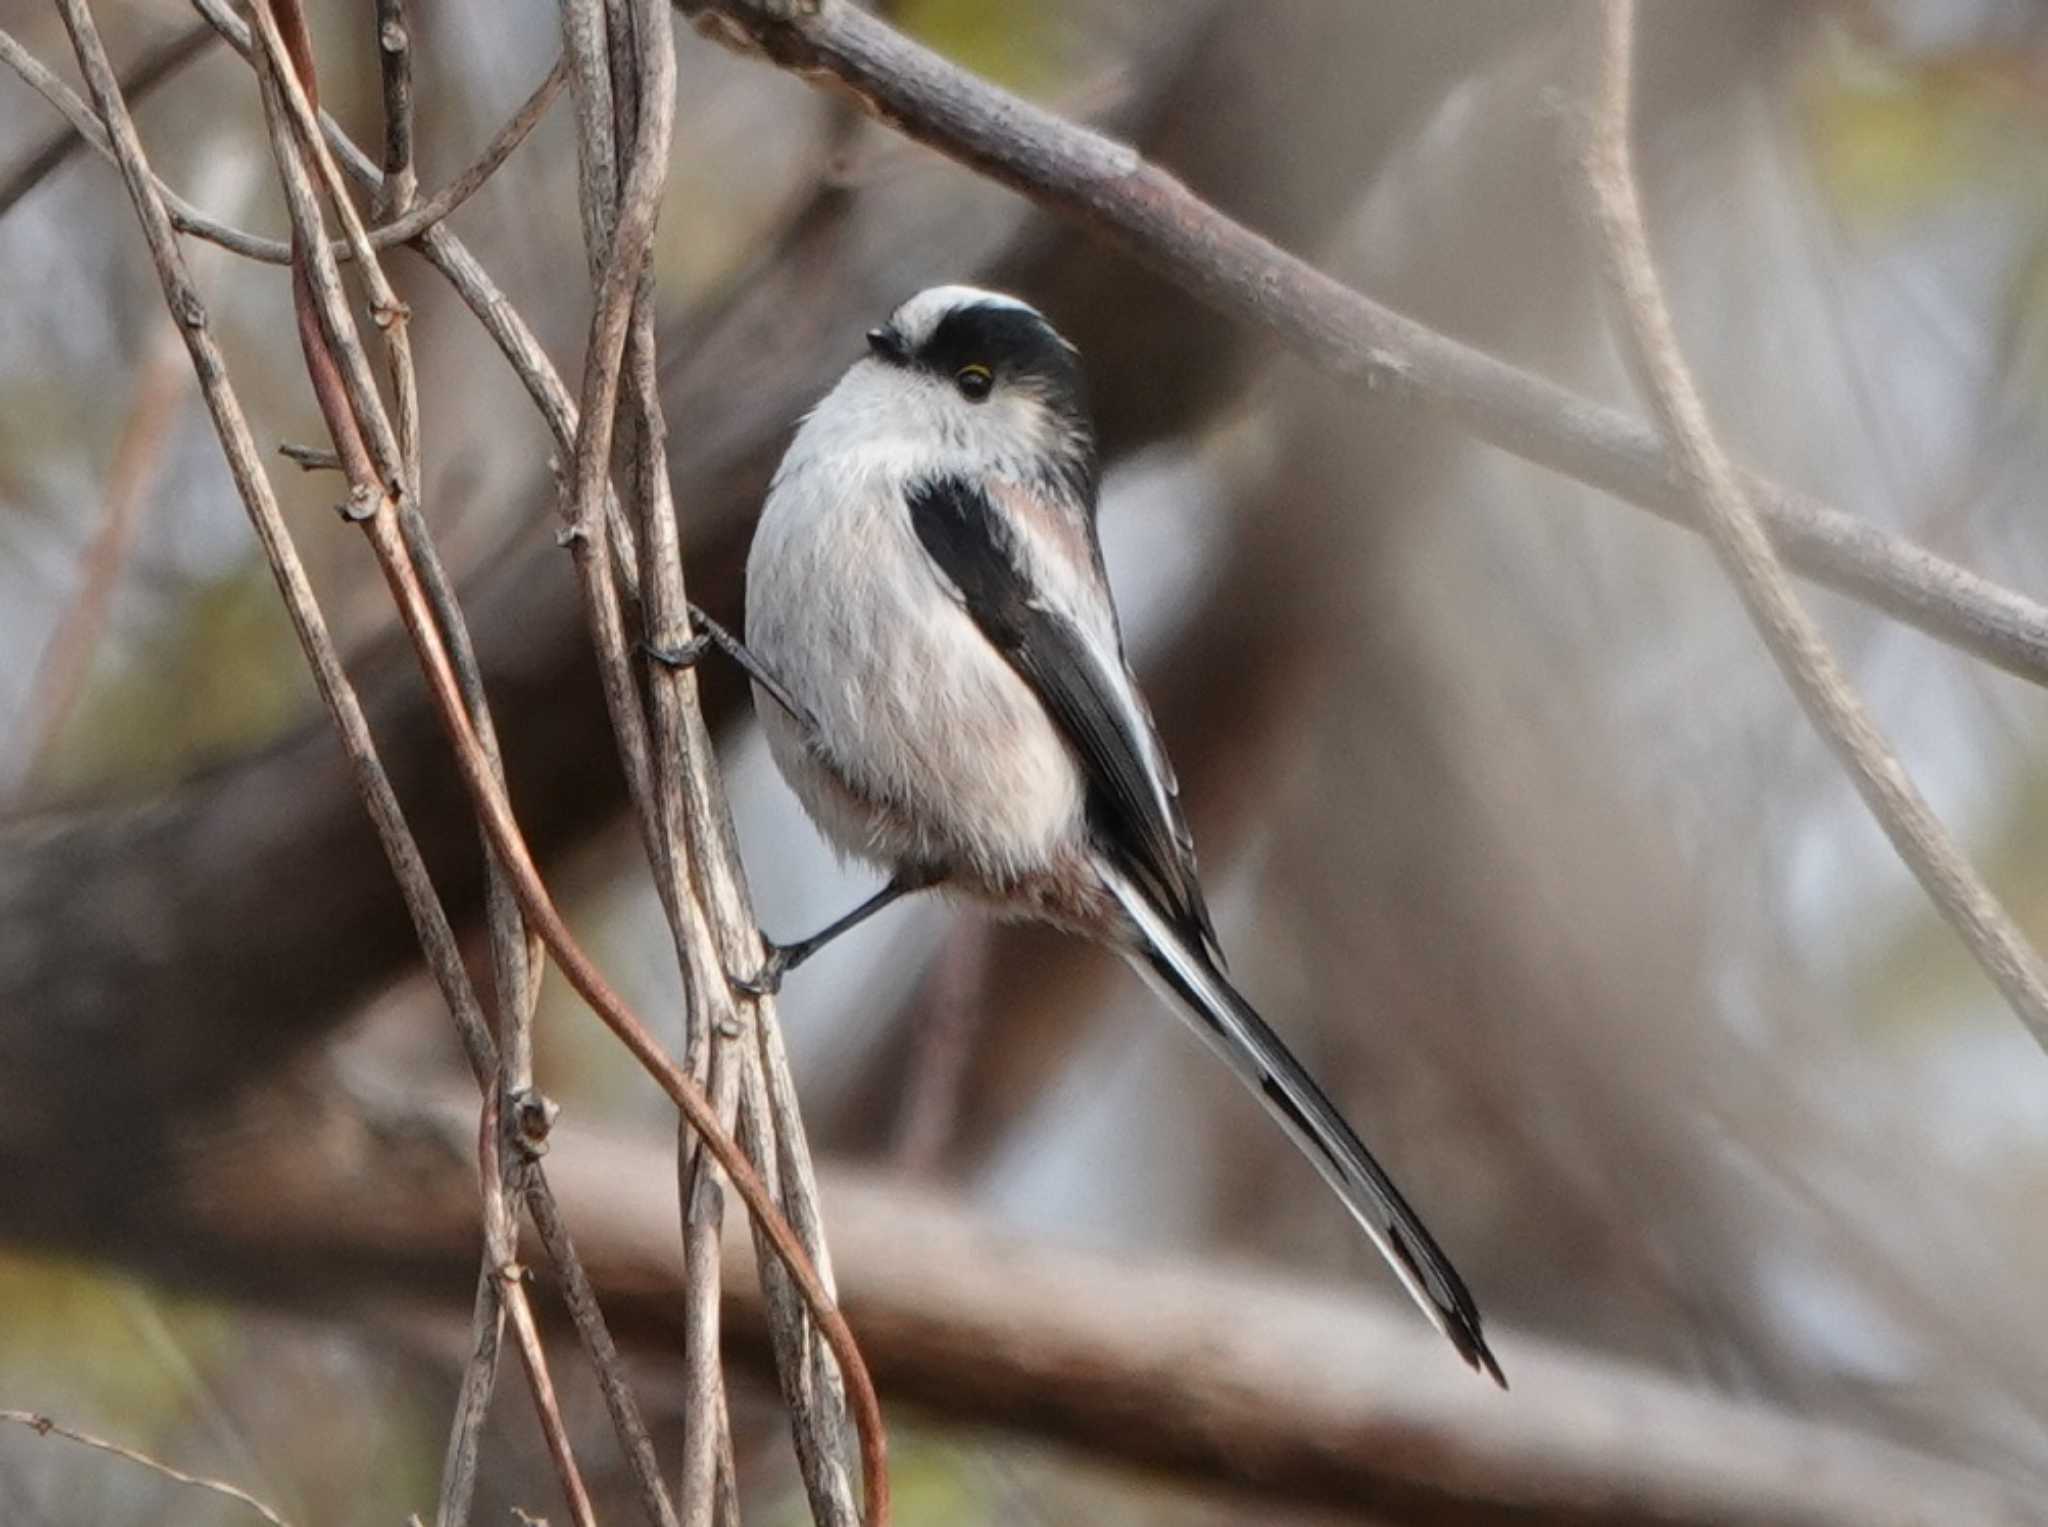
left=745, top=368, right=1086, bottom=883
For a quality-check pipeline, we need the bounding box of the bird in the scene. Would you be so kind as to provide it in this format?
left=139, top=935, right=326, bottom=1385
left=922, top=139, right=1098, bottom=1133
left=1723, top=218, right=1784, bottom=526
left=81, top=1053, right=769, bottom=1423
left=738, top=283, right=1503, bottom=1385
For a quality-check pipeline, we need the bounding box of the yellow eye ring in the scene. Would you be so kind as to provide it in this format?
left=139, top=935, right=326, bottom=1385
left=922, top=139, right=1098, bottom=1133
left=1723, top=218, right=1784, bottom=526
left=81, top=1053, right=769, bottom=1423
left=954, top=363, right=994, bottom=401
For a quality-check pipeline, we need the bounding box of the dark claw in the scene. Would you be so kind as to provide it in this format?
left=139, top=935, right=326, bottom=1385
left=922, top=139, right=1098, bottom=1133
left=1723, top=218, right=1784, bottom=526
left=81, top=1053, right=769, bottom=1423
left=729, top=943, right=791, bottom=999
left=639, top=634, right=712, bottom=671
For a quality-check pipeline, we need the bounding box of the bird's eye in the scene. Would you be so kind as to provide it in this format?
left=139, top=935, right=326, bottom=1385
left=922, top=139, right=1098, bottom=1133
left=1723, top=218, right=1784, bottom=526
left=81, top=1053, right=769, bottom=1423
left=954, top=364, right=994, bottom=402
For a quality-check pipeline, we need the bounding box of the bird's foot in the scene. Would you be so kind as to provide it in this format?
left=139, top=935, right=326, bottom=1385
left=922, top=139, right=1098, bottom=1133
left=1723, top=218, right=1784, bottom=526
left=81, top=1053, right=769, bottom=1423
left=729, top=942, right=793, bottom=1000
left=638, top=634, right=712, bottom=671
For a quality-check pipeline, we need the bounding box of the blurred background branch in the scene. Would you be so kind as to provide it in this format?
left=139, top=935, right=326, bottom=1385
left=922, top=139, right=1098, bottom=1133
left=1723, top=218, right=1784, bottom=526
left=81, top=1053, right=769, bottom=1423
left=96, top=1088, right=2046, bottom=1526
left=1583, top=0, right=2048, bottom=1042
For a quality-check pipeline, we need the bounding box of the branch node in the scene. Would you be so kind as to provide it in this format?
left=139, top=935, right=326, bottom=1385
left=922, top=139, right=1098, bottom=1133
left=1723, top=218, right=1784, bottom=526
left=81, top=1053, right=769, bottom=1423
left=336, top=486, right=378, bottom=523
left=511, top=1087, right=560, bottom=1158
left=554, top=523, right=588, bottom=550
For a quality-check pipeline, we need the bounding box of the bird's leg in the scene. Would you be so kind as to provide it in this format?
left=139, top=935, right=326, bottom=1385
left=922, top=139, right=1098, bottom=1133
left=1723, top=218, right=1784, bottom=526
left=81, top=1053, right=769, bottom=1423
left=639, top=603, right=813, bottom=730
left=732, top=867, right=942, bottom=998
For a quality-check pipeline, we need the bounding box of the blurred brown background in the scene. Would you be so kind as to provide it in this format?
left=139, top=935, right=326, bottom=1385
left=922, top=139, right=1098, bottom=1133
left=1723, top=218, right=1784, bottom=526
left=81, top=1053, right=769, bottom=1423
left=5, top=0, right=2048, bottom=1520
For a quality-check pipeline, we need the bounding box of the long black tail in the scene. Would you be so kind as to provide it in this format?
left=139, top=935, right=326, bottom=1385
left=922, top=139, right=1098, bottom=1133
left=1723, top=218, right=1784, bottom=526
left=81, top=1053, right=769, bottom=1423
left=1099, top=860, right=1505, bottom=1386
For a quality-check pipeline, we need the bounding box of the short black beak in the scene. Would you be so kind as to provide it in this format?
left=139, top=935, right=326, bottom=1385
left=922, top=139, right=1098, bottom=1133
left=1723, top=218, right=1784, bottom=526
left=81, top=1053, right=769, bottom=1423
left=866, top=325, right=909, bottom=365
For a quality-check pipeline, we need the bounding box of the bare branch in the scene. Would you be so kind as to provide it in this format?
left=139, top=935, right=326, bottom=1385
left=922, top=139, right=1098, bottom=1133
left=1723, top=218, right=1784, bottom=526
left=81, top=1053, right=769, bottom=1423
left=0, top=1409, right=290, bottom=1526
left=374, top=57, right=569, bottom=250
left=395, top=229, right=895, bottom=1527
left=57, top=0, right=877, bottom=1516
left=555, top=0, right=866, bottom=1511
left=374, top=0, right=417, bottom=219
left=241, top=10, right=699, bottom=1525
left=231, top=6, right=891, bottom=1509
left=46, top=0, right=493, bottom=1106
left=244, top=0, right=411, bottom=488
left=176, top=35, right=888, bottom=1490
left=564, top=4, right=667, bottom=570
left=0, top=18, right=213, bottom=220
left=552, top=1, right=750, bottom=1516
left=0, top=24, right=287, bottom=261
left=559, top=0, right=621, bottom=278
left=484, top=1090, right=598, bottom=1527
left=1, top=24, right=563, bottom=265
left=276, top=440, right=341, bottom=470
left=527, top=1174, right=682, bottom=1527
left=405, top=209, right=543, bottom=1527
left=1581, top=0, right=2048, bottom=1047
left=435, top=1266, right=507, bottom=1527
left=674, top=0, right=2048, bottom=691
left=45, top=6, right=538, bottom=1523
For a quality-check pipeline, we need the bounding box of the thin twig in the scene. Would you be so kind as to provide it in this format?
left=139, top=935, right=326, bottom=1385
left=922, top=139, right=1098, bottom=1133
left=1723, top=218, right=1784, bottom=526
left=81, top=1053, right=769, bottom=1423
left=564, top=1, right=665, bottom=568
left=546, top=13, right=673, bottom=1014
left=265, top=20, right=585, bottom=1522
left=0, top=18, right=213, bottom=220
left=247, top=0, right=412, bottom=486
left=675, top=0, right=2048, bottom=691
left=1581, top=0, right=2048, bottom=1047
left=224, top=8, right=889, bottom=1509
left=559, top=0, right=620, bottom=282
left=415, top=476, right=548, bottom=1527
left=352, top=3, right=537, bottom=1508
left=36, top=27, right=507, bottom=1525
left=551, top=2, right=752, bottom=1514
left=527, top=1174, right=683, bottom=1527
left=435, top=1266, right=507, bottom=1527
left=593, top=1, right=862, bottom=1510
left=43, top=7, right=509, bottom=1519
left=51, top=0, right=498, bottom=1103
left=277, top=440, right=341, bottom=471
left=362, top=459, right=893, bottom=1524
left=375, top=58, right=569, bottom=248
left=0, top=24, right=562, bottom=265
left=609, top=117, right=864, bottom=1527
left=0, top=1409, right=290, bottom=1526
left=371, top=0, right=420, bottom=490
left=43, top=16, right=691, bottom=1527
left=0, top=24, right=280, bottom=260
left=374, top=0, right=417, bottom=219
left=484, top=1088, right=599, bottom=1527
left=548, top=0, right=670, bottom=949
left=247, top=8, right=644, bottom=1523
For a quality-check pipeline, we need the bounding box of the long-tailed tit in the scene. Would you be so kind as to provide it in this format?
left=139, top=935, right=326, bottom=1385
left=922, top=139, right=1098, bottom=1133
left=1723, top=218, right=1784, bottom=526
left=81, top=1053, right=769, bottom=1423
left=741, top=285, right=1502, bottom=1383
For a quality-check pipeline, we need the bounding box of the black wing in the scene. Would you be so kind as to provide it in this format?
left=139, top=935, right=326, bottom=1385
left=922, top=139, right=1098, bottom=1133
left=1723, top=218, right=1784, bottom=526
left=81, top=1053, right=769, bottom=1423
left=907, top=474, right=1219, bottom=956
